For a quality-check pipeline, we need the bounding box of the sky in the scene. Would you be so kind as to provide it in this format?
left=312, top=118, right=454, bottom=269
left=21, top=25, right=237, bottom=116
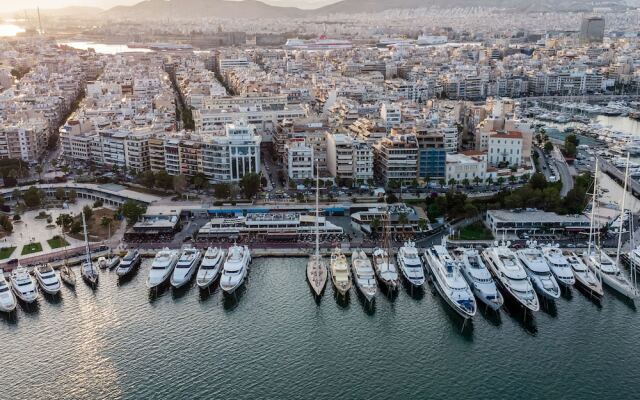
left=0, top=0, right=341, bottom=13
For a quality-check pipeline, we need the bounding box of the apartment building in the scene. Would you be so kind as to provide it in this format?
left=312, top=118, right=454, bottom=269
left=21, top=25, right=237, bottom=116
left=373, top=132, right=419, bottom=184
left=285, top=139, right=314, bottom=180
left=488, top=132, right=523, bottom=167
left=325, top=133, right=373, bottom=182
left=445, top=151, right=487, bottom=183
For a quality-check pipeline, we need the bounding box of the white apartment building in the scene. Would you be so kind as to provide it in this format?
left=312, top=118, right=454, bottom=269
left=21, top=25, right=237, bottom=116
left=285, top=139, right=314, bottom=180
left=193, top=105, right=307, bottom=134
left=203, top=120, right=262, bottom=182
left=445, top=152, right=487, bottom=183
left=381, top=103, right=401, bottom=131
left=325, top=133, right=373, bottom=182
left=488, top=132, right=523, bottom=167
left=0, top=120, right=49, bottom=162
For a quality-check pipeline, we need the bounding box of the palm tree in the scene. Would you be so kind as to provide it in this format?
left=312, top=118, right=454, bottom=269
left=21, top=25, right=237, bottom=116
left=473, top=176, right=481, bottom=186
left=497, top=176, right=506, bottom=187
left=35, top=165, right=43, bottom=180
left=398, top=213, right=409, bottom=233
left=485, top=176, right=494, bottom=186
left=462, top=178, right=470, bottom=187
left=509, top=175, right=517, bottom=184
left=448, top=178, right=457, bottom=187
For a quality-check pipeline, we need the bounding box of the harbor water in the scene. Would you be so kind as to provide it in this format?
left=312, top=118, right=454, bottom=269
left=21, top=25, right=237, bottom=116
left=1, top=258, right=639, bottom=399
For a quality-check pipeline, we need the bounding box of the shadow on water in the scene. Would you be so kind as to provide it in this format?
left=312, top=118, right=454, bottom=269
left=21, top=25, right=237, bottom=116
left=117, top=269, right=140, bottom=287
left=222, top=286, right=246, bottom=311
left=354, top=290, right=376, bottom=316
left=378, top=284, right=399, bottom=303
left=402, top=280, right=425, bottom=301
left=18, top=299, right=40, bottom=315
left=540, top=298, right=558, bottom=318
left=198, top=283, right=219, bottom=303
left=478, top=304, right=502, bottom=327
left=604, top=285, right=638, bottom=311
left=148, top=283, right=170, bottom=303
left=560, top=286, right=573, bottom=301
left=333, top=289, right=350, bottom=309
left=501, top=295, right=538, bottom=336
left=427, top=282, right=475, bottom=340
left=0, top=310, right=18, bottom=325
left=171, top=282, right=195, bottom=300
left=575, top=285, right=604, bottom=308
left=42, top=292, right=63, bottom=306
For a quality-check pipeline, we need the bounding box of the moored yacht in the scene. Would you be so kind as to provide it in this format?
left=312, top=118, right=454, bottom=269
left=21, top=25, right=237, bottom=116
left=351, top=249, right=377, bottom=302
left=482, top=242, right=539, bottom=312
left=80, top=212, right=98, bottom=288
left=372, top=248, right=400, bottom=291
left=10, top=267, right=38, bottom=303
left=424, top=246, right=476, bottom=318
left=59, top=264, right=76, bottom=287
left=517, top=243, right=561, bottom=300
left=583, top=249, right=639, bottom=300
left=396, top=241, right=426, bottom=288
left=564, top=251, right=603, bottom=297
left=330, top=247, right=351, bottom=296
left=115, top=250, right=141, bottom=277
left=452, top=247, right=503, bottom=311
left=34, top=264, right=61, bottom=295
left=306, top=171, right=328, bottom=298
left=170, top=246, right=202, bottom=288
left=146, top=248, right=179, bottom=289
left=0, top=274, right=17, bottom=313
left=196, top=247, right=225, bottom=289
left=542, top=245, right=576, bottom=287
left=220, top=244, right=251, bottom=294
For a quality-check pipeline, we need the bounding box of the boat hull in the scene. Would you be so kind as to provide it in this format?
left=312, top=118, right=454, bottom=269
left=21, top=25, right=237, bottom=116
left=306, top=256, right=327, bottom=297
left=424, top=257, right=476, bottom=319
left=600, top=272, right=639, bottom=300
left=573, top=272, right=604, bottom=297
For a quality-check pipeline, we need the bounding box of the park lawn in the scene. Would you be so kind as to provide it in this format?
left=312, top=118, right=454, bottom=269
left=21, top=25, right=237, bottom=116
left=47, top=236, right=70, bottom=249
left=458, top=222, right=494, bottom=241
left=21, top=242, right=43, bottom=255
left=0, top=246, right=16, bottom=259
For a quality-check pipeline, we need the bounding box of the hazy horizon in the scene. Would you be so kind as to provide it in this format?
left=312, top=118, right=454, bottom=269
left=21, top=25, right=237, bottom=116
left=0, top=0, right=342, bottom=13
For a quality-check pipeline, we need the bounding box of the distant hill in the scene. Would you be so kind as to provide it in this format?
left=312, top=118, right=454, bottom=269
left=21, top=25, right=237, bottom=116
left=104, top=0, right=306, bottom=19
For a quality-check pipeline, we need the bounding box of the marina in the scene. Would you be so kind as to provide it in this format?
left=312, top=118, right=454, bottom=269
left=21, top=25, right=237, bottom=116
left=2, top=255, right=639, bottom=399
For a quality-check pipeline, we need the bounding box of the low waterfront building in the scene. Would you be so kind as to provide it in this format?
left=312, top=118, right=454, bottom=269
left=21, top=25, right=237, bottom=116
left=445, top=151, right=487, bottom=183
left=485, top=209, right=591, bottom=237
left=350, top=204, right=429, bottom=235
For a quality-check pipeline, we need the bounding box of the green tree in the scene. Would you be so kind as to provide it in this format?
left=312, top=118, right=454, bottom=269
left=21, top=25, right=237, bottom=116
left=497, top=177, right=505, bottom=187
left=448, top=178, right=457, bottom=187
left=509, top=175, right=517, bottom=184
left=485, top=176, right=494, bottom=186
left=138, top=171, right=156, bottom=188
left=155, top=171, right=173, bottom=190
left=173, top=174, right=188, bottom=194
left=191, top=172, right=209, bottom=190
left=0, top=215, right=13, bottom=233
left=462, top=178, right=470, bottom=187
left=386, top=192, right=399, bottom=204
left=22, top=186, right=43, bottom=207
left=35, top=165, right=43, bottom=180
left=370, top=217, right=381, bottom=235
left=70, top=219, right=82, bottom=235
left=473, top=176, right=481, bottom=186
left=120, top=200, right=147, bottom=225
left=68, top=189, right=77, bottom=203
left=82, top=205, right=93, bottom=221
left=529, top=172, right=547, bottom=190
left=54, top=187, right=66, bottom=201
left=240, top=173, right=261, bottom=199
left=213, top=183, right=232, bottom=199
left=100, top=216, right=112, bottom=228
left=56, top=213, right=73, bottom=231
left=544, top=141, right=554, bottom=153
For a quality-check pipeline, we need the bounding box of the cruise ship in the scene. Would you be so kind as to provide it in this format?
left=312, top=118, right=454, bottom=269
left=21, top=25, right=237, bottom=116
left=330, top=247, right=351, bottom=296
left=482, top=242, right=540, bottom=312
left=416, top=35, right=448, bottom=45
left=146, top=248, right=179, bottom=289
left=517, top=243, right=561, bottom=300
left=285, top=36, right=353, bottom=51
left=396, top=241, right=426, bottom=288
left=423, top=246, right=476, bottom=319
left=220, top=244, right=251, bottom=295
left=351, top=249, right=377, bottom=302
left=452, top=247, right=503, bottom=311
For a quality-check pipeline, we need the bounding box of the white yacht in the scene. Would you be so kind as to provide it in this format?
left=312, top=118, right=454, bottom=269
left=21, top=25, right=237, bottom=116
left=542, top=245, right=576, bottom=287
left=146, top=248, right=179, bottom=289
left=452, top=247, right=503, bottom=311
left=351, top=249, right=377, bottom=302
left=482, top=242, right=539, bottom=312
left=196, top=247, right=224, bottom=289
left=583, top=249, right=639, bottom=300
left=372, top=248, right=400, bottom=291
left=306, top=172, right=328, bottom=298
left=423, top=246, right=476, bottom=318
left=0, top=274, right=17, bottom=313
left=330, top=247, right=351, bottom=296
left=115, top=250, right=141, bottom=277
left=517, top=243, right=561, bottom=300
left=564, top=251, right=603, bottom=297
left=220, top=244, right=251, bottom=294
left=396, top=241, right=426, bottom=288
left=170, top=246, right=202, bottom=288
left=34, top=264, right=61, bottom=295
left=10, top=267, right=38, bottom=303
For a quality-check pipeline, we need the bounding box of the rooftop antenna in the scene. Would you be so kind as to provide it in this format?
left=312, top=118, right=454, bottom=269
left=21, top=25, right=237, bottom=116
left=37, top=7, right=43, bottom=35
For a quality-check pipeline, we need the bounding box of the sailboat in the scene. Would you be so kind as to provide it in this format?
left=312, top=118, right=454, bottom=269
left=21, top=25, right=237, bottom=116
left=583, top=157, right=639, bottom=301
left=80, top=211, right=99, bottom=288
left=372, top=212, right=400, bottom=291
left=59, top=232, right=76, bottom=287
left=306, top=167, right=327, bottom=297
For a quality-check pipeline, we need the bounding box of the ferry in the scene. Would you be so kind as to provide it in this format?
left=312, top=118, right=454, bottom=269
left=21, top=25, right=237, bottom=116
left=285, top=36, right=353, bottom=51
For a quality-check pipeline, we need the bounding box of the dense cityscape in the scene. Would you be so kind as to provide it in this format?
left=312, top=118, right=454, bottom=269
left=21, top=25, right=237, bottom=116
left=1, top=1, right=640, bottom=398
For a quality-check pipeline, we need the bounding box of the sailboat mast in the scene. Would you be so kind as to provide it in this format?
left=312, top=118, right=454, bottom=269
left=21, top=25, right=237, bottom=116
left=587, top=160, right=599, bottom=256
left=82, top=211, right=91, bottom=265
left=314, top=161, right=319, bottom=257
left=615, top=153, right=630, bottom=267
